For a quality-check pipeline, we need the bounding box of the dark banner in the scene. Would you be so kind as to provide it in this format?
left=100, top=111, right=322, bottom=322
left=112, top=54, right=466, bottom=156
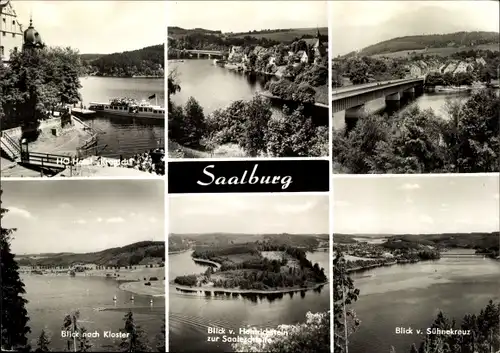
left=168, top=160, right=329, bottom=194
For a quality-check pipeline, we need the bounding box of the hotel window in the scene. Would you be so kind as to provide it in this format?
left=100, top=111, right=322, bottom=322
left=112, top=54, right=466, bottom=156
left=12, top=33, right=15, bottom=38
left=13, top=47, right=17, bottom=52
left=2, top=32, right=5, bottom=36
left=0, top=46, right=4, bottom=56
left=12, top=20, right=15, bottom=25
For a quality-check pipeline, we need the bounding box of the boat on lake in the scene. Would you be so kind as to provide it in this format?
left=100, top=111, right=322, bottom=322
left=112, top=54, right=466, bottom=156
left=435, top=86, right=471, bottom=93
left=88, top=97, right=165, bottom=119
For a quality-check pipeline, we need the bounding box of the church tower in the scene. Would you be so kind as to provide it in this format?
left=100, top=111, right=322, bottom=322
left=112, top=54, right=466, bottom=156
left=23, top=16, right=44, bottom=50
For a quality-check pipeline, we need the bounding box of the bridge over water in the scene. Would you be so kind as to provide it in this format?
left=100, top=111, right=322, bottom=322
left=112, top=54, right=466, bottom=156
left=170, top=48, right=228, bottom=59
left=440, top=253, right=494, bottom=258
left=332, top=78, right=425, bottom=121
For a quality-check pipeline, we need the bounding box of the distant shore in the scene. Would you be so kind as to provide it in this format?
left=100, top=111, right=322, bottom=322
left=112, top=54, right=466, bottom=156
left=173, top=281, right=327, bottom=295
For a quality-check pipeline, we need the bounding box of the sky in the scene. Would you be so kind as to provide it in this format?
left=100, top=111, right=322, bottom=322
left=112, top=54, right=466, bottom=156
left=168, top=1, right=327, bottom=33
left=11, top=1, right=166, bottom=54
left=333, top=175, right=500, bottom=235
left=1, top=180, right=164, bottom=254
left=331, top=0, right=500, bottom=56
left=169, top=194, right=329, bottom=234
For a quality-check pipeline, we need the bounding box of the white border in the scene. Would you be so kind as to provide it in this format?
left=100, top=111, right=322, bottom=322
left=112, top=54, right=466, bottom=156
left=327, top=1, right=334, bottom=351
left=0, top=176, right=163, bottom=182
left=168, top=191, right=329, bottom=198
left=164, top=1, right=169, bottom=351
left=332, top=172, right=500, bottom=179
left=168, top=156, right=329, bottom=163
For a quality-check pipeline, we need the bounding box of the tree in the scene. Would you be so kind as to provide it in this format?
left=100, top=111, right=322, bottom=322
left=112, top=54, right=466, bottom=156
left=0, top=190, right=31, bottom=351
left=232, top=311, right=330, bottom=353
left=156, top=320, right=166, bottom=352
left=239, top=95, right=273, bottom=156
left=76, top=327, right=92, bottom=352
left=62, top=310, right=80, bottom=352
left=266, top=106, right=317, bottom=157
left=1, top=46, right=82, bottom=138
left=119, top=311, right=150, bottom=352
left=181, top=97, right=206, bottom=148
left=333, top=250, right=360, bottom=353
left=409, top=343, right=418, bottom=353
left=35, top=329, right=51, bottom=352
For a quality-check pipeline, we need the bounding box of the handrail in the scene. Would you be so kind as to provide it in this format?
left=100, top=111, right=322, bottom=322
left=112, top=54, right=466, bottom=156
left=0, top=139, right=17, bottom=158
left=3, top=133, right=20, bottom=152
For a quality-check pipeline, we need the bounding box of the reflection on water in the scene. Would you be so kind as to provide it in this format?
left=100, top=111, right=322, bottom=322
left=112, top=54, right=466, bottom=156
left=23, top=275, right=164, bottom=352
left=169, top=60, right=328, bottom=125
left=169, top=250, right=330, bottom=353
left=348, top=251, right=500, bottom=353
left=333, top=89, right=480, bottom=131
left=79, top=77, right=165, bottom=158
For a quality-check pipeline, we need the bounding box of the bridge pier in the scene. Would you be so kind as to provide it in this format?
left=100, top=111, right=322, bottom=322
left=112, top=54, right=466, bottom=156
left=208, top=54, right=211, bottom=59
left=385, top=91, right=401, bottom=101
left=403, top=87, right=415, bottom=100
left=197, top=53, right=200, bottom=59
left=345, top=104, right=367, bottom=130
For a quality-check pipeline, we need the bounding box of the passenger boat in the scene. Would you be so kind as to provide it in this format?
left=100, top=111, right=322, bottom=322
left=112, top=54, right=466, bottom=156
left=88, top=97, right=165, bottom=119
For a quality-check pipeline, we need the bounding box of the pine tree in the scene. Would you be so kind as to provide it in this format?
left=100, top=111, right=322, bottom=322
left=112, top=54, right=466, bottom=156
left=0, top=190, right=31, bottom=350
left=409, top=343, right=418, bottom=353
left=35, top=329, right=51, bottom=352
left=119, top=311, right=150, bottom=352
left=62, top=310, right=80, bottom=352
left=156, top=320, right=166, bottom=352
left=76, top=327, right=92, bottom=352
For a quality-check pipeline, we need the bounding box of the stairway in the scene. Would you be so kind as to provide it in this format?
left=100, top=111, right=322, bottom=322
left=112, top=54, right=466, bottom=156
left=0, top=132, right=21, bottom=161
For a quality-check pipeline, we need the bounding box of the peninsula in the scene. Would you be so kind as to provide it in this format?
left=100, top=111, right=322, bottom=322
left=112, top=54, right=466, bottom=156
left=173, top=241, right=327, bottom=294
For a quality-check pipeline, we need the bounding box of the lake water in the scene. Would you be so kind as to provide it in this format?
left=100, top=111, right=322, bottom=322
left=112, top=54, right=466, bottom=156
left=169, top=250, right=330, bottom=352
left=23, top=274, right=165, bottom=352
left=169, top=59, right=328, bottom=125
left=78, top=77, right=165, bottom=158
left=347, top=249, right=500, bottom=353
left=332, top=89, right=496, bottom=131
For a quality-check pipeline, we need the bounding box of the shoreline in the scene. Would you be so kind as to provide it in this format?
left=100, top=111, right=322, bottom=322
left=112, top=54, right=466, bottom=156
left=192, top=257, right=222, bottom=268
left=172, top=281, right=328, bottom=295
left=258, top=90, right=329, bottom=109
left=118, top=280, right=165, bottom=297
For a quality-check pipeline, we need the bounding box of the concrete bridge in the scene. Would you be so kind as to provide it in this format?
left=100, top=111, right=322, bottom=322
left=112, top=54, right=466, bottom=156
left=171, top=49, right=228, bottom=59
left=332, top=78, right=425, bottom=119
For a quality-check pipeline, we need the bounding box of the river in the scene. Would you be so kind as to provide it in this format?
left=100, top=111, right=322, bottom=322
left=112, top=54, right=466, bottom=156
left=169, top=250, right=330, bottom=352
left=78, top=77, right=165, bottom=158
left=22, top=274, right=164, bottom=351
left=169, top=59, right=328, bottom=125
left=332, top=89, right=498, bottom=131
left=347, top=248, right=500, bottom=353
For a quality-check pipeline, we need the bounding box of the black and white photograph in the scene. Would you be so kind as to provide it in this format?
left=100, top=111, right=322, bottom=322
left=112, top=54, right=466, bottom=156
left=168, top=193, right=330, bottom=352
left=0, top=1, right=165, bottom=178
left=330, top=1, right=500, bottom=174
left=167, top=1, right=329, bottom=159
left=333, top=174, right=500, bottom=353
left=0, top=179, right=165, bottom=352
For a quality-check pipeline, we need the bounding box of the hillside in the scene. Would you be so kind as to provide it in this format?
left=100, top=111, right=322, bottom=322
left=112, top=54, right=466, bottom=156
left=168, top=26, right=222, bottom=38
left=229, top=27, right=328, bottom=42
left=16, top=241, right=165, bottom=267
left=82, top=44, right=164, bottom=77
left=170, top=233, right=328, bottom=249
left=359, top=31, right=499, bottom=57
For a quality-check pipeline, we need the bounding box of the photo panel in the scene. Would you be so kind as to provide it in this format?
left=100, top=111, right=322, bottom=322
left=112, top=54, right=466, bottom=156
left=0, top=179, right=166, bottom=352
left=330, top=0, right=500, bottom=174
left=168, top=193, right=331, bottom=353
left=332, top=174, right=500, bottom=353
left=167, top=0, right=329, bottom=159
left=1, top=1, right=165, bottom=178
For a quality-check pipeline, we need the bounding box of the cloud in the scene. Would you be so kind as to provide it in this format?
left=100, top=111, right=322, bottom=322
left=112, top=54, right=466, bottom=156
left=7, top=206, right=34, bottom=219
left=74, top=219, right=87, bottom=224
left=277, top=201, right=317, bottom=214
left=494, top=193, right=499, bottom=200
left=58, top=203, right=73, bottom=209
left=106, top=217, right=125, bottom=223
left=400, top=183, right=420, bottom=190
left=97, top=217, right=103, bottom=223
left=148, top=217, right=157, bottom=223
left=129, top=212, right=137, bottom=217
left=404, top=196, right=414, bottom=204
left=419, top=214, right=434, bottom=224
